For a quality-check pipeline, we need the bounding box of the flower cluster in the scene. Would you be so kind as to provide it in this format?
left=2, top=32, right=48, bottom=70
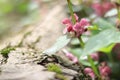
left=84, top=68, right=95, bottom=79
left=84, top=62, right=111, bottom=80
left=92, top=1, right=115, bottom=16
left=62, top=14, right=90, bottom=37
left=99, top=62, right=111, bottom=80
left=65, top=52, right=78, bottom=63
left=62, top=49, right=78, bottom=64
left=90, top=53, right=99, bottom=61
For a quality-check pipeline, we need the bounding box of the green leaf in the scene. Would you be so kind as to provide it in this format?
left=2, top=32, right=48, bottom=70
left=82, top=29, right=120, bottom=56
left=69, top=48, right=82, bottom=57
left=43, top=35, right=71, bottom=55
left=88, top=55, right=99, bottom=77
left=94, top=18, right=114, bottom=30
left=79, top=59, right=98, bottom=66
left=88, top=26, right=99, bottom=31
left=70, top=38, right=79, bottom=45
left=99, top=44, right=115, bottom=53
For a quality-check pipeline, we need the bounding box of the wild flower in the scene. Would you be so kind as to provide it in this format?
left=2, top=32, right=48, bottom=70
left=99, top=62, right=111, bottom=80
left=84, top=67, right=95, bottom=79
left=90, top=53, right=99, bottom=61
left=62, top=14, right=90, bottom=37
left=92, top=1, right=114, bottom=16
left=62, top=49, right=78, bottom=64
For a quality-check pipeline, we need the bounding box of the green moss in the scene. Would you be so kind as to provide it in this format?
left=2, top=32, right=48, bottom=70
left=0, top=47, right=15, bottom=58
left=47, top=63, right=62, bottom=74
left=55, top=74, right=68, bottom=80
left=47, top=63, right=67, bottom=80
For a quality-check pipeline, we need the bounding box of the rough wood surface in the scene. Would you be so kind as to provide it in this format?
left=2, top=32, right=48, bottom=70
left=0, top=1, right=90, bottom=80
left=0, top=3, right=67, bottom=80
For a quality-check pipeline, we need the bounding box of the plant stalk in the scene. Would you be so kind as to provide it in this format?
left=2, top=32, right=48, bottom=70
left=117, top=8, right=120, bottom=19
left=67, top=0, right=76, bottom=24
left=108, top=53, right=114, bottom=63
left=116, top=0, right=120, bottom=19
left=78, top=36, right=85, bottom=48
left=88, top=55, right=100, bottom=79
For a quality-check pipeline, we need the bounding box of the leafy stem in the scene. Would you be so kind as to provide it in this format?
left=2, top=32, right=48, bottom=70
left=117, top=7, right=120, bottom=19
left=67, top=0, right=85, bottom=48
left=78, top=36, right=85, bottom=48
left=88, top=55, right=100, bottom=79
left=118, top=0, right=120, bottom=3
left=116, top=0, right=120, bottom=19
left=108, top=52, right=114, bottom=63
left=67, top=0, right=76, bottom=24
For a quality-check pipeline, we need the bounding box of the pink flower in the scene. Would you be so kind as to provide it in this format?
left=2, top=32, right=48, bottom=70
left=62, top=18, right=72, bottom=25
left=92, top=3, right=104, bottom=16
left=72, top=57, right=78, bottom=63
left=65, top=52, right=78, bottom=63
left=103, top=2, right=114, bottom=12
left=62, top=18, right=73, bottom=34
left=79, top=18, right=90, bottom=27
left=62, top=14, right=90, bottom=37
left=100, top=66, right=111, bottom=76
left=84, top=68, right=95, bottom=79
left=65, top=52, right=74, bottom=60
left=92, top=2, right=114, bottom=16
left=62, top=49, right=78, bottom=64
left=73, top=18, right=89, bottom=37
left=99, top=62, right=111, bottom=79
left=84, top=68, right=93, bottom=73
left=90, top=53, right=99, bottom=61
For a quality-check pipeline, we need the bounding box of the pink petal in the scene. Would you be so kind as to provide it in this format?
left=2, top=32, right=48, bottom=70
left=79, top=18, right=90, bottom=27
left=67, top=25, right=73, bottom=32
left=92, top=3, right=104, bottom=16
left=63, top=24, right=73, bottom=34
left=90, top=53, right=99, bottom=61
left=88, top=72, right=95, bottom=79
left=99, top=62, right=111, bottom=77
left=73, top=57, right=78, bottom=63
left=73, top=22, right=81, bottom=31
left=84, top=68, right=93, bottom=73
left=84, top=68, right=95, bottom=79
left=101, top=66, right=111, bottom=76
left=65, top=52, right=78, bottom=63
left=62, top=18, right=72, bottom=25
left=103, top=2, right=114, bottom=12
left=66, top=52, right=75, bottom=60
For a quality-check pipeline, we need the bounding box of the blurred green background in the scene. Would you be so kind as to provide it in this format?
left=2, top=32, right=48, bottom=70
left=0, top=0, right=39, bottom=38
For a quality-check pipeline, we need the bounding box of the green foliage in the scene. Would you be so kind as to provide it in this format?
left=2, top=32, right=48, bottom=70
left=88, top=55, right=100, bottom=77
left=99, top=44, right=115, bottom=54
left=82, top=29, right=120, bottom=56
left=47, top=63, right=62, bottom=74
left=0, top=0, right=39, bottom=36
left=0, top=0, right=13, bottom=15
left=93, top=18, right=115, bottom=30
left=69, top=48, right=82, bottom=57
left=43, top=35, right=71, bottom=55
left=0, top=0, right=34, bottom=15
left=0, top=47, right=15, bottom=58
